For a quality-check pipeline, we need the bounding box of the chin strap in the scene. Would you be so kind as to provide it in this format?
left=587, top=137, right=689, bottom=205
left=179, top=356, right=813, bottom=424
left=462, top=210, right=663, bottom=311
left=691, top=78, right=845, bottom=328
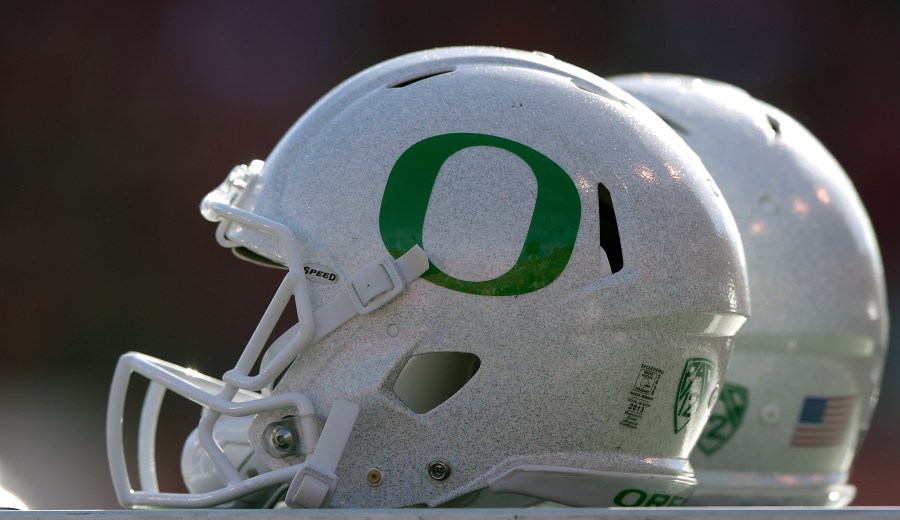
left=257, top=247, right=427, bottom=507
left=285, top=399, right=360, bottom=508
left=277, top=249, right=427, bottom=508
left=259, top=246, right=430, bottom=374
left=315, top=245, right=430, bottom=335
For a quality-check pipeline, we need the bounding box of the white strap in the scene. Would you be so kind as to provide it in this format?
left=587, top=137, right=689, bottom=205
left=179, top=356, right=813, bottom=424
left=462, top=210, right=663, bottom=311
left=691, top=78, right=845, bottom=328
left=280, top=249, right=426, bottom=507
left=259, top=246, right=429, bottom=375
left=262, top=246, right=428, bottom=366
left=285, top=399, right=360, bottom=508
left=313, top=245, right=429, bottom=341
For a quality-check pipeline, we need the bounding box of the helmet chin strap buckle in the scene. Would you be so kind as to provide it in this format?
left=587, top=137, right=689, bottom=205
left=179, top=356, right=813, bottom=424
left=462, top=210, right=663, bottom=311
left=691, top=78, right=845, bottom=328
left=285, top=399, right=360, bottom=508
left=347, top=245, right=428, bottom=314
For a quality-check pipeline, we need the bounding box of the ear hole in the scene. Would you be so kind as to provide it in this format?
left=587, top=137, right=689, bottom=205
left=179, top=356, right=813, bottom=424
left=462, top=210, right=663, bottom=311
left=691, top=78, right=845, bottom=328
left=393, top=352, right=481, bottom=414
left=597, top=183, right=623, bottom=274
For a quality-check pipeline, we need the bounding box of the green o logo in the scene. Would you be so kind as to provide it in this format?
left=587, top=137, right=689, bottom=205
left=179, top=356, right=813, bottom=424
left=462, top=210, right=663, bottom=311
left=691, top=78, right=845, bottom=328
left=379, top=133, right=580, bottom=296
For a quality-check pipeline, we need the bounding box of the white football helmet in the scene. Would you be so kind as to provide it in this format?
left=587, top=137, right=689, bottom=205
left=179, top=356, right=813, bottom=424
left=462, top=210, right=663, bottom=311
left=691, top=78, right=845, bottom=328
left=613, top=74, right=888, bottom=506
left=107, top=48, right=749, bottom=509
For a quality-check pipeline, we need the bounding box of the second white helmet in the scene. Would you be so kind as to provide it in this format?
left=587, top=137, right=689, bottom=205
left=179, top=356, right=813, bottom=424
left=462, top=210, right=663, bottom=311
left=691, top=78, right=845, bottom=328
left=613, top=73, right=888, bottom=507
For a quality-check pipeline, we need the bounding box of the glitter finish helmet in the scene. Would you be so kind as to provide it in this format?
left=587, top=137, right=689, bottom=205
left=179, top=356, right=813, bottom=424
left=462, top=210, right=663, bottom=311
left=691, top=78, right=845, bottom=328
left=107, top=48, right=749, bottom=509
left=613, top=74, right=888, bottom=507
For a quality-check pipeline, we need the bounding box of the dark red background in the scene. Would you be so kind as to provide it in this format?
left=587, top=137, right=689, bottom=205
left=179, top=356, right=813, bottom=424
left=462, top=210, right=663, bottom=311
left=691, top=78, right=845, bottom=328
left=0, top=0, right=897, bottom=509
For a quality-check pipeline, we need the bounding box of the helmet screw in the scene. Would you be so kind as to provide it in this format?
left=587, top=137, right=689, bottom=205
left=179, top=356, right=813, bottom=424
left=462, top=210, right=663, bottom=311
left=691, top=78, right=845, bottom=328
left=263, top=417, right=303, bottom=458
left=271, top=426, right=294, bottom=451
left=427, top=459, right=451, bottom=481
left=759, top=403, right=781, bottom=425
left=366, top=467, right=384, bottom=487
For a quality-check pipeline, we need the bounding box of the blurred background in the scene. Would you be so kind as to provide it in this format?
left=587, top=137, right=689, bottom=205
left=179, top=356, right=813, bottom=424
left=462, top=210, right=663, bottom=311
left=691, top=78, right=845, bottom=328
left=0, top=0, right=897, bottom=509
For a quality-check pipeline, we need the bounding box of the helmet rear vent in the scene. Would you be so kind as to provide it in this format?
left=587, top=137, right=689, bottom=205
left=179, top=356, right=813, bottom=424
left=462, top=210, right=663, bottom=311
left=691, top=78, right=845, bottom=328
left=655, top=113, right=690, bottom=137
left=766, top=113, right=782, bottom=136
left=598, top=183, right=623, bottom=273
left=388, top=68, right=455, bottom=89
left=392, top=352, right=480, bottom=414
left=570, top=77, right=620, bottom=103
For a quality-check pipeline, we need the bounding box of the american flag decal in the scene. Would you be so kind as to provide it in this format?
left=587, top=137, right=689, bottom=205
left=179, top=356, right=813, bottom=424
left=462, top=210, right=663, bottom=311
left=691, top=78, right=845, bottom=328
left=790, top=395, right=856, bottom=447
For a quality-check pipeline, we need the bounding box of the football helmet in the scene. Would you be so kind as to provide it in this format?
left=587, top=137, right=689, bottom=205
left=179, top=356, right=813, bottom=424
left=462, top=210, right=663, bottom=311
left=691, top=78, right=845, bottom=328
left=612, top=74, right=888, bottom=506
left=107, top=48, right=749, bottom=509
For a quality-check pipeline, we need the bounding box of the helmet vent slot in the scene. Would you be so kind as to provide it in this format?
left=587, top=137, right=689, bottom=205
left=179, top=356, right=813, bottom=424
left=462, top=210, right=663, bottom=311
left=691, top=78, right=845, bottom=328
left=392, top=352, right=480, bottom=414
left=232, top=247, right=288, bottom=270
left=569, top=77, right=619, bottom=102
left=388, top=69, right=455, bottom=89
left=655, top=114, right=690, bottom=137
left=766, top=113, right=782, bottom=136
left=598, top=183, right=623, bottom=274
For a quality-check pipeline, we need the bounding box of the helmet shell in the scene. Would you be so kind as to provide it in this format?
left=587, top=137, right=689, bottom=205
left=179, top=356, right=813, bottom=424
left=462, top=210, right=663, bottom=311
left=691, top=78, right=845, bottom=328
left=236, top=50, right=749, bottom=507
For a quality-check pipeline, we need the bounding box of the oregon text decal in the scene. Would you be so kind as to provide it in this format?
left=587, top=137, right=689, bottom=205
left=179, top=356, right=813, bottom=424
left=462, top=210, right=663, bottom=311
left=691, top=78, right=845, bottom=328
left=613, top=488, right=692, bottom=507
left=380, top=133, right=580, bottom=296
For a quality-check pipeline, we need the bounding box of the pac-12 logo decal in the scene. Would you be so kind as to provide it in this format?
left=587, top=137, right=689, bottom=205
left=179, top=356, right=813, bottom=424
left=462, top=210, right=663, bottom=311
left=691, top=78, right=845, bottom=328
left=674, top=358, right=716, bottom=434
left=696, top=382, right=748, bottom=455
left=379, top=133, right=581, bottom=296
